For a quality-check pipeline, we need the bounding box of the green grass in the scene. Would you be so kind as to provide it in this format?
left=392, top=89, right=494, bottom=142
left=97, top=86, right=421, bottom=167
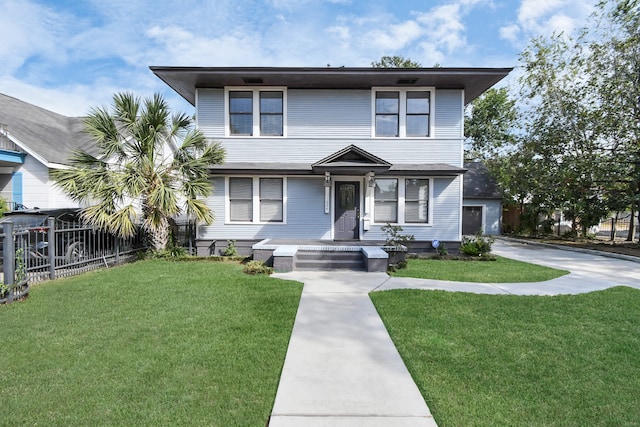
left=0, top=260, right=302, bottom=426
left=371, top=287, right=640, bottom=426
left=393, top=256, right=568, bottom=282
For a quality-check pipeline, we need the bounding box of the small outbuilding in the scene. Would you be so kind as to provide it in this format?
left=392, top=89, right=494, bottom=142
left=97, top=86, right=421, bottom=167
left=463, top=161, right=502, bottom=235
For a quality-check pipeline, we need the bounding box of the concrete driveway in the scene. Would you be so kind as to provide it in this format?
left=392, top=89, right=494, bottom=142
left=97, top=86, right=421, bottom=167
left=379, top=239, right=640, bottom=295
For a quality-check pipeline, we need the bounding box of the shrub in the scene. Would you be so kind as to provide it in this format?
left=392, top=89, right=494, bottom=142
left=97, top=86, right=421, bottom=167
left=460, top=231, right=495, bottom=256
left=381, top=223, right=415, bottom=251
left=243, top=260, right=273, bottom=275
left=222, top=240, right=239, bottom=257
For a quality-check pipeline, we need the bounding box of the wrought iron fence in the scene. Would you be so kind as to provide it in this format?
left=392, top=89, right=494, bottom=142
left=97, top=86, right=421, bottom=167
left=1, top=217, right=146, bottom=301
left=596, top=212, right=639, bottom=240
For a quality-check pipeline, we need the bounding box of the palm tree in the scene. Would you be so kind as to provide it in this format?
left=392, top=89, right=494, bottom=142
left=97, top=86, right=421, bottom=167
left=53, top=92, right=225, bottom=251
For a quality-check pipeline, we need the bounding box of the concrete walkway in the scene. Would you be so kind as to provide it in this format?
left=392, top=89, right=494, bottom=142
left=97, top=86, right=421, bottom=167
left=269, top=240, right=640, bottom=426
left=380, top=240, right=640, bottom=295
left=269, top=271, right=437, bottom=426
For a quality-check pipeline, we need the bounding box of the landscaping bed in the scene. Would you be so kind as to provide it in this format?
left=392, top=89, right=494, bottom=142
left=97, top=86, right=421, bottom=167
left=509, top=236, right=640, bottom=258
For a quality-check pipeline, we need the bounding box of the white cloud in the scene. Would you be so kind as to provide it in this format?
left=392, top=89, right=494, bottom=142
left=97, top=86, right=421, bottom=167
left=0, top=0, right=67, bottom=74
left=500, top=0, right=594, bottom=47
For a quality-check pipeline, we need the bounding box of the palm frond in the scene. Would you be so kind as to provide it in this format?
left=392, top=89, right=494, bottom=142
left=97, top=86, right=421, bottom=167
left=185, top=198, right=214, bottom=224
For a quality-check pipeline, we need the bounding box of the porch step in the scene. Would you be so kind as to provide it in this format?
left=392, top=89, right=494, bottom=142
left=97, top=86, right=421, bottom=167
left=295, top=250, right=366, bottom=271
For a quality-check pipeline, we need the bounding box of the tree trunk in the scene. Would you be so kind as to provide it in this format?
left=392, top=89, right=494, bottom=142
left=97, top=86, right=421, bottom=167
left=150, top=217, right=170, bottom=251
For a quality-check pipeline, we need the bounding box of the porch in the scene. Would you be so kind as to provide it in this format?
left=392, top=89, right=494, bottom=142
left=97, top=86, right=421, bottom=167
left=252, top=239, right=391, bottom=273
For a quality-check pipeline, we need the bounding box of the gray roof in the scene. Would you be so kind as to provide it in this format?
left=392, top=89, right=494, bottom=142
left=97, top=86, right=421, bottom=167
left=463, top=162, right=502, bottom=199
left=150, top=66, right=512, bottom=106
left=0, top=93, right=95, bottom=166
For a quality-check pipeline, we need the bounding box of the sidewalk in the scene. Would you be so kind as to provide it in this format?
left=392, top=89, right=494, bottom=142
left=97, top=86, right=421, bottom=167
left=269, top=270, right=437, bottom=427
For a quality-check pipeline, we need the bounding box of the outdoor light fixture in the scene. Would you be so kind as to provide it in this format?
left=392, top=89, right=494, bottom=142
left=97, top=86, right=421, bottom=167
left=324, top=172, right=332, bottom=188
left=368, top=172, right=376, bottom=187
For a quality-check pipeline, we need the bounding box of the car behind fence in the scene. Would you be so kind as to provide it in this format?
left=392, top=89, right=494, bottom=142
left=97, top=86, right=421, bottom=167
left=1, top=217, right=146, bottom=303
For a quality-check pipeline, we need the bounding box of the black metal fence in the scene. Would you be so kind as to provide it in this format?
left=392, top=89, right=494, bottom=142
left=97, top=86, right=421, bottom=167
left=1, top=217, right=146, bottom=303
left=596, top=213, right=639, bottom=240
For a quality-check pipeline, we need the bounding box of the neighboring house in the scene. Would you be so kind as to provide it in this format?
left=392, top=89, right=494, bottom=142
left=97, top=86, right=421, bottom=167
left=0, top=93, right=94, bottom=210
left=462, top=161, right=503, bottom=235
left=151, top=67, right=511, bottom=256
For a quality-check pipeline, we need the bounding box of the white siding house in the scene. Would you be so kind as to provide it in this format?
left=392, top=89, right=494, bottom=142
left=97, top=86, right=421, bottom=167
left=154, top=67, right=512, bottom=255
left=0, top=93, right=95, bottom=211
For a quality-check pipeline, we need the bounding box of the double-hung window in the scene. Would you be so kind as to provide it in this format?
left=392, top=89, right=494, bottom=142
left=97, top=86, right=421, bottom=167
left=227, top=177, right=285, bottom=223
left=375, top=92, right=399, bottom=137
left=226, top=88, right=286, bottom=137
left=229, top=91, right=253, bottom=136
left=372, top=88, right=433, bottom=138
left=229, top=177, right=253, bottom=222
left=373, top=178, right=431, bottom=225
left=374, top=179, right=398, bottom=223
left=404, top=179, right=429, bottom=223
left=259, top=178, right=283, bottom=222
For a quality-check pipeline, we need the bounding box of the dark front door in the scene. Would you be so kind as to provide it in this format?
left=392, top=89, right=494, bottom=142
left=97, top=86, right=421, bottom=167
left=335, top=182, right=360, bottom=240
left=462, top=206, right=483, bottom=235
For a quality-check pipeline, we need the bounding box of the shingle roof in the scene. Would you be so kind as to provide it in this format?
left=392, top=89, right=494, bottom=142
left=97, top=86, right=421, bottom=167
left=463, top=162, right=502, bottom=199
left=0, top=93, right=96, bottom=166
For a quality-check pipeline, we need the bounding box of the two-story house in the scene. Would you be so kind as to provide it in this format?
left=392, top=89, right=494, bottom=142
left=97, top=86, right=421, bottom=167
left=151, top=67, right=510, bottom=266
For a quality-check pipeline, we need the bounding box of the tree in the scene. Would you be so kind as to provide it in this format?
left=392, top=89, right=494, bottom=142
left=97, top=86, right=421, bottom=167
left=519, top=34, right=610, bottom=235
left=464, top=87, right=518, bottom=162
left=371, top=55, right=422, bottom=68
left=53, top=92, right=225, bottom=251
left=586, top=0, right=640, bottom=240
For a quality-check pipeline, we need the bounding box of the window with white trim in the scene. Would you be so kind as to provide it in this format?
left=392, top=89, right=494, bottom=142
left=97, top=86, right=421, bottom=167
left=226, top=88, right=286, bottom=137
left=373, top=177, right=431, bottom=225
left=227, top=177, right=286, bottom=223
left=374, top=178, right=398, bottom=223
left=229, top=177, right=253, bottom=221
left=404, top=179, right=429, bottom=223
left=372, top=88, right=433, bottom=138
left=259, top=178, right=283, bottom=222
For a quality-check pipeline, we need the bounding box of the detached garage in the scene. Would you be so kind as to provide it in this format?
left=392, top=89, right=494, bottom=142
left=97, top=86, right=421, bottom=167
left=463, top=162, right=502, bottom=235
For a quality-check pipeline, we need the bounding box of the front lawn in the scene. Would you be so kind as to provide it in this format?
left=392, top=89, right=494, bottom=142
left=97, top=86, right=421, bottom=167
left=371, top=287, right=640, bottom=426
left=393, top=256, right=568, bottom=282
left=0, top=260, right=302, bottom=426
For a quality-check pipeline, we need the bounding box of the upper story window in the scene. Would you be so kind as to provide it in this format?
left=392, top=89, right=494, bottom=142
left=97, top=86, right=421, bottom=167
left=229, top=91, right=253, bottom=136
left=225, top=88, right=286, bottom=137
left=372, top=88, right=433, bottom=138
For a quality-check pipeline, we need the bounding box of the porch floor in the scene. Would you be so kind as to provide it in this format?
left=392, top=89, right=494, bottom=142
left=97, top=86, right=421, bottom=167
left=254, top=239, right=385, bottom=251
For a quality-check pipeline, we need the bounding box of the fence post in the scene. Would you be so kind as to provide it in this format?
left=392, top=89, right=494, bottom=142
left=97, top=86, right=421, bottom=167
left=115, top=237, right=120, bottom=265
left=3, top=221, right=15, bottom=303
left=48, top=217, right=56, bottom=280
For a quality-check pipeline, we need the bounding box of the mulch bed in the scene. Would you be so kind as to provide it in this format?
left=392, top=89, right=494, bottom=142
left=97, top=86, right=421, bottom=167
left=515, top=237, right=640, bottom=258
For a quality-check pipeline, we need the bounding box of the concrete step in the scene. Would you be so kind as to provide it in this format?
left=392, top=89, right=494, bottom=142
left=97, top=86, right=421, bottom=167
left=295, top=250, right=365, bottom=271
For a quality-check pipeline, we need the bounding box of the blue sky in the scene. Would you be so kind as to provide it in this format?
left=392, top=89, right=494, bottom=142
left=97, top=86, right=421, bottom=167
left=0, top=0, right=595, bottom=116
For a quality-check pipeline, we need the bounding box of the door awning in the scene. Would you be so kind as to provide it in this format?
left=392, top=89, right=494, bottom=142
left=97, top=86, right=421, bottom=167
left=311, top=145, right=391, bottom=174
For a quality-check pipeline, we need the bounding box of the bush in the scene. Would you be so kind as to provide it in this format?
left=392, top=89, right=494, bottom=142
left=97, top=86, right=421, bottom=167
left=222, top=240, right=239, bottom=257
left=243, top=260, right=273, bottom=275
left=381, top=223, right=415, bottom=250
left=460, top=231, right=495, bottom=256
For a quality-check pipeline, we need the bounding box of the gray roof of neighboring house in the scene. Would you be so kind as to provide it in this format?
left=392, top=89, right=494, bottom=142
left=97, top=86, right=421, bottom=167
left=463, top=162, right=502, bottom=199
left=0, top=93, right=96, bottom=166
left=150, top=66, right=512, bottom=106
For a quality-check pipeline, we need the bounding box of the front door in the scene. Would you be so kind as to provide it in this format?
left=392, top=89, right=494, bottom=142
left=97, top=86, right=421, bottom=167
left=334, top=181, right=360, bottom=240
